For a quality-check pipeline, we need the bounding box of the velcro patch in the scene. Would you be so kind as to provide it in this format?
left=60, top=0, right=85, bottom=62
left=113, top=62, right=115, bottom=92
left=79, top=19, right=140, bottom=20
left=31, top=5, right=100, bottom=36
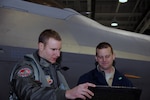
left=17, top=68, right=32, bottom=77
left=45, top=75, right=53, bottom=85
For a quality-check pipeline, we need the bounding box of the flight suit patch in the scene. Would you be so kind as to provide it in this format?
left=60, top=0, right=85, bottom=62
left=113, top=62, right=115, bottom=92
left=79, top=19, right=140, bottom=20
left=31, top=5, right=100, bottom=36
left=45, top=75, right=53, bottom=85
left=17, top=68, right=32, bottom=77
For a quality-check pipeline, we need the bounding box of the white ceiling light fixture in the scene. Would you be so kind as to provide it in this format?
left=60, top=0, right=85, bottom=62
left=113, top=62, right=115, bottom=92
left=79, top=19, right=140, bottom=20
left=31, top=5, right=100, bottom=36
left=85, top=11, right=91, bottom=15
left=119, top=0, right=128, bottom=3
left=111, top=18, right=118, bottom=27
left=111, top=22, right=118, bottom=27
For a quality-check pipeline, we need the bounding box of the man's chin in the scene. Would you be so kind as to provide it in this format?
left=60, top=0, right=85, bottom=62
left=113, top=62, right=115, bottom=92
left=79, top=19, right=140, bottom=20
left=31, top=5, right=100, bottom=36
left=101, top=66, right=110, bottom=70
left=49, top=60, right=56, bottom=64
left=52, top=61, right=56, bottom=64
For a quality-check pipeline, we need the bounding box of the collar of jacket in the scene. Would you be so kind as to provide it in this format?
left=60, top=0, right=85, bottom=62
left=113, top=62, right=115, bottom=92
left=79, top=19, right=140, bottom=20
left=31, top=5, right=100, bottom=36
left=33, top=50, right=60, bottom=70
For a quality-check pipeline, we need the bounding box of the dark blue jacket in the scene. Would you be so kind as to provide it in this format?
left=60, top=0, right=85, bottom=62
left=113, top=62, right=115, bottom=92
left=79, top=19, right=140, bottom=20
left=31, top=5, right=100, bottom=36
left=77, top=68, right=133, bottom=87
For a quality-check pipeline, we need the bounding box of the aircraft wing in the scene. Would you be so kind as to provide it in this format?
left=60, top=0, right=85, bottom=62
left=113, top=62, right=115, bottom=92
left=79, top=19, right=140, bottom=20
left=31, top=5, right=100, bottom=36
left=0, top=0, right=150, bottom=62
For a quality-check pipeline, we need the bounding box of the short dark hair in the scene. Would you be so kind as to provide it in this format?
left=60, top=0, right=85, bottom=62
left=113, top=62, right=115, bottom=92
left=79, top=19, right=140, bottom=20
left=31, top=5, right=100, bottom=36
left=38, top=29, right=62, bottom=45
left=96, top=42, right=113, bottom=55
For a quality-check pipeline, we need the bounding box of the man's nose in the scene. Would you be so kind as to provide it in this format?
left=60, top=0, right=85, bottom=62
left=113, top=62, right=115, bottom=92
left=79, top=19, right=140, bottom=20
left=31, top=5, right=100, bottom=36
left=103, top=57, right=106, bottom=61
left=56, top=50, right=60, bottom=57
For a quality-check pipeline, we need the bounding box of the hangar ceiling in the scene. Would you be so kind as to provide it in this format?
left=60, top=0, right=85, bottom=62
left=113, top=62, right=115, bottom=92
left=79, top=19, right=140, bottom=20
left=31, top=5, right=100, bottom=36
left=24, top=0, right=150, bottom=35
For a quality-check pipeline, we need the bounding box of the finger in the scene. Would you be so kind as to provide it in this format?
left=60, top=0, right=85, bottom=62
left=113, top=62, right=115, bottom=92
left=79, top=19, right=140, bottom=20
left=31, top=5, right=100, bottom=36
left=77, top=92, right=86, bottom=100
left=81, top=88, right=94, bottom=99
left=86, top=82, right=96, bottom=87
left=81, top=91, right=93, bottom=99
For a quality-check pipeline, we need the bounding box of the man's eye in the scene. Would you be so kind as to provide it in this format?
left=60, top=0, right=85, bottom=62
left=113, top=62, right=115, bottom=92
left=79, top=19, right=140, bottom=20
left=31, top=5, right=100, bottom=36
left=51, top=48, right=61, bottom=51
left=51, top=48, right=56, bottom=51
left=98, top=56, right=102, bottom=59
left=106, top=55, right=110, bottom=58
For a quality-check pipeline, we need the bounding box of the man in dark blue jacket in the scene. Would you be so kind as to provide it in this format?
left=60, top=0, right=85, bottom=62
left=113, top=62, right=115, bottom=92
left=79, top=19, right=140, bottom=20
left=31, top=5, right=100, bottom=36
left=78, top=42, right=133, bottom=87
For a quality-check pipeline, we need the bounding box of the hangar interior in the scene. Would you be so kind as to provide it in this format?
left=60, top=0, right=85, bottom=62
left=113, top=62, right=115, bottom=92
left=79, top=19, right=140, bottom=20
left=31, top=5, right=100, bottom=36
left=0, top=0, right=150, bottom=100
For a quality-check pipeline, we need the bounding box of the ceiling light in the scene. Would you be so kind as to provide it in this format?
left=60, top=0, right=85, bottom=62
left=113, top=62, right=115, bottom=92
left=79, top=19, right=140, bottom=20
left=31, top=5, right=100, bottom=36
left=85, top=11, right=91, bottom=15
left=119, top=0, right=128, bottom=3
left=111, top=18, right=118, bottom=27
left=111, top=22, right=118, bottom=27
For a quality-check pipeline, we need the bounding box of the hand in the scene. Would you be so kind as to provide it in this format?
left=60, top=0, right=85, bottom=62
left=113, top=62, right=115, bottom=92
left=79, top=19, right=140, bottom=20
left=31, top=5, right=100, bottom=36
left=65, top=82, right=96, bottom=100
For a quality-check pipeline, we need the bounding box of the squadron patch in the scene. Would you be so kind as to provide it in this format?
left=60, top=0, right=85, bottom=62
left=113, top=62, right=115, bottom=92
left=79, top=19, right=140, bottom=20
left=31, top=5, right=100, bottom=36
left=45, top=75, right=53, bottom=85
left=17, top=68, right=32, bottom=77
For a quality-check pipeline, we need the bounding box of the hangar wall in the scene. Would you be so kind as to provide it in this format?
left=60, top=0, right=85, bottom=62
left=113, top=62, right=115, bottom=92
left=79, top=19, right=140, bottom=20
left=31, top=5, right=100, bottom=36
left=0, top=45, right=150, bottom=100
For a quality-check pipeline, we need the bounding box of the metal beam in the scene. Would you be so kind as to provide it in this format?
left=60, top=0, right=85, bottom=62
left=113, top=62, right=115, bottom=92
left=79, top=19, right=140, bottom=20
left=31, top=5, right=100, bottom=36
left=95, top=13, right=142, bottom=17
left=135, top=10, right=150, bottom=33
left=139, top=19, right=150, bottom=34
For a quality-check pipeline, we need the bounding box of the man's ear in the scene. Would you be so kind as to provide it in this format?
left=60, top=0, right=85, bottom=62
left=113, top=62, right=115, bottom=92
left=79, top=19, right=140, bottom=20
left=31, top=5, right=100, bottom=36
left=95, top=56, right=98, bottom=62
left=38, top=42, right=44, bottom=51
left=113, top=53, right=116, bottom=60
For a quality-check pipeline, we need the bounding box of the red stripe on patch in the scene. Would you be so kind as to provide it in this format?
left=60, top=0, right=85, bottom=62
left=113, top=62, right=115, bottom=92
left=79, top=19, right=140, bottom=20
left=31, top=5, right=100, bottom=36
left=17, top=68, right=32, bottom=77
